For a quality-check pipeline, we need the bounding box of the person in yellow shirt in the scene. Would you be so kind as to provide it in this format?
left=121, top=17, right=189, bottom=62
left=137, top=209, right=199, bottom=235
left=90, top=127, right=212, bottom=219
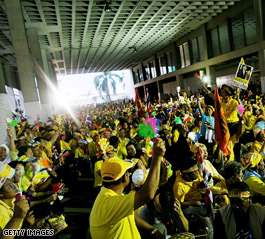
left=201, top=82, right=240, bottom=137
left=173, top=158, right=203, bottom=207
left=0, top=163, right=30, bottom=234
left=241, top=152, right=265, bottom=204
left=0, top=179, right=30, bottom=235
left=118, top=128, right=130, bottom=158
left=93, top=145, right=115, bottom=194
left=89, top=139, right=166, bottom=239
left=109, top=136, right=125, bottom=160
left=88, top=130, right=100, bottom=160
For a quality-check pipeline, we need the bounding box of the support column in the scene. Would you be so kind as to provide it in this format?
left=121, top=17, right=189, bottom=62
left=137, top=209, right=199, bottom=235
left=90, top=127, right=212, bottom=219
left=28, top=28, right=52, bottom=121
left=253, top=0, right=265, bottom=93
left=259, top=49, right=265, bottom=93
left=0, top=64, right=13, bottom=144
left=206, top=66, right=217, bottom=90
left=5, top=0, right=41, bottom=124
left=177, top=75, right=184, bottom=90
left=157, top=81, right=162, bottom=101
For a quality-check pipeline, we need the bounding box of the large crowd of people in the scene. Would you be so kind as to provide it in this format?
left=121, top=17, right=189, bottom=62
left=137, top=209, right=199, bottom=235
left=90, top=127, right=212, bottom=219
left=0, top=78, right=265, bottom=239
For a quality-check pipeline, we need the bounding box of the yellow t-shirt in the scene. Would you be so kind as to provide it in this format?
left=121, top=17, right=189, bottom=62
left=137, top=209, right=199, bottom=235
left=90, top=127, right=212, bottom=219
left=90, top=187, right=140, bottom=239
left=94, top=160, right=103, bottom=188
left=220, top=97, right=239, bottom=123
left=244, top=177, right=265, bottom=196
left=0, top=200, right=23, bottom=231
left=0, top=200, right=14, bottom=230
left=75, top=147, right=88, bottom=159
left=173, top=170, right=202, bottom=203
left=89, top=141, right=99, bottom=158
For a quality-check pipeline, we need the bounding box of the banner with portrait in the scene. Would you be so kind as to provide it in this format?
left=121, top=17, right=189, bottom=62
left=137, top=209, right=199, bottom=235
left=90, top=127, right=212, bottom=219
left=232, top=58, right=253, bottom=90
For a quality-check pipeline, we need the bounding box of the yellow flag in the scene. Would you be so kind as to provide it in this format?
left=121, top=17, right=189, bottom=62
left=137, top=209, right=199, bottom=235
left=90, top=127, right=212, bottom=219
left=240, top=57, right=245, bottom=64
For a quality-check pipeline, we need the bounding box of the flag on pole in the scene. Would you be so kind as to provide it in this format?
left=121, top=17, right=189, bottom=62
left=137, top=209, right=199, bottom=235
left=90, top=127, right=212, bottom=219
left=135, top=88, right=144, bottom=117
left=188, top=132, right=213, bottom=216
left=214, top=87, right=231, bottom=156
left=146, top=88, right=151, bottom=114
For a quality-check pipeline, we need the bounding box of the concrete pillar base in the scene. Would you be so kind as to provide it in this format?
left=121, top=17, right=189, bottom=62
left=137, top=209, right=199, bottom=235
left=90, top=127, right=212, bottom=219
left=24, top=101, right=42, bottom=124
left=0, top=93, right=13, bottom=144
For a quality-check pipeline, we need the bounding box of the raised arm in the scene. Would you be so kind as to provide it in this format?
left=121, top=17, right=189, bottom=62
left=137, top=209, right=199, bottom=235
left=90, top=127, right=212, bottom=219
left=7, top=127, right=16, bottom=152
left=134, top=139, right=165, bottom=209
left=196, top=94, right=204, bottom=116
left=200, top=80, right=214, bottom=100
left=49, top=131, right=59, bottom=146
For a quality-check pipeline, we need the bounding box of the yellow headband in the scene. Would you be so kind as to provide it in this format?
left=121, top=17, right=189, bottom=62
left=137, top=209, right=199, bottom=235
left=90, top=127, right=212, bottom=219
left=229, top=190, right=250, bottom=198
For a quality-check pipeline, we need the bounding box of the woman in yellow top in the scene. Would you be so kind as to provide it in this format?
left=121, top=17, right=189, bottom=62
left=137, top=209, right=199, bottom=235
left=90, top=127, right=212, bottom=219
left=130, top=119, right=140, bottom=140
left=75, top=139, right=89, bottom=176
left=201, top=82, right=240, bottom=137
left=118, top=128, right=130, bottom=158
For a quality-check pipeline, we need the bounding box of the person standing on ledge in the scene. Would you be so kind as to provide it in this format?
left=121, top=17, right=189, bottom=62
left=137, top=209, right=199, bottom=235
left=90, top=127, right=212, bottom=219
left=89, top=139, right=166, bottom=239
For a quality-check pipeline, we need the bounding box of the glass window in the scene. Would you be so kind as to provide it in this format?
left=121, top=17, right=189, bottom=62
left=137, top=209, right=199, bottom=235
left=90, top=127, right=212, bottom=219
left=150, top=61, right=156, bottom=78
left=133, top=70, right=139, bottom=84
left=219, top=21, right=230, bottom=54
left=159, top=55, right=167, bottom=75
left=244, top=7, right=257, bottom=46
left=210, top=28, right=220, bottom=57
left=145, top=65, right=151, bottom=80
left=166, top=52, right=175, bottom=73
left=183, top=42, right=190, bottom=66
left=198, top=35, right=204, bottom=61
left=232, top=14, right=245, bottom=49
left=138, top=68, right=143, bottom=82
left=191, top=38, right=199, bottom=63
left=179, top=45, right=185, bottom=68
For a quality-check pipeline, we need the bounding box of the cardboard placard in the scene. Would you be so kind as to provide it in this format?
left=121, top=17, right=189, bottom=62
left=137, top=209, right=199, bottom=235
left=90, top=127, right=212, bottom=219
left=233, top=59, right=253, bottom=90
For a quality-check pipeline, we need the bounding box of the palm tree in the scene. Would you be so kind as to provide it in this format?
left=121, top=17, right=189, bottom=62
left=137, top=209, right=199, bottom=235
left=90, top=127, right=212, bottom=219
left=93, top=72, right=124, bottom=101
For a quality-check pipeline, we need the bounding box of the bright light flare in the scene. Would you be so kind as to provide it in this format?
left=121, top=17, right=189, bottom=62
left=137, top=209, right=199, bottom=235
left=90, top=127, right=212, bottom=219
left=33, top=61, right=77, bottom=123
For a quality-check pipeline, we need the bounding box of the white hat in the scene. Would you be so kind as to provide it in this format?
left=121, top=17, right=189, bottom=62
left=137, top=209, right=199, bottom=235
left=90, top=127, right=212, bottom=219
left=0, top=144, right=9, bottom=155
left=0, top=163, right=15, bottom=189
left=132, top=169, right=148, bottom=187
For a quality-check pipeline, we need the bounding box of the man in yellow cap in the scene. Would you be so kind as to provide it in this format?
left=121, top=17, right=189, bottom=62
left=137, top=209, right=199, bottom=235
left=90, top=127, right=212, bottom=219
left=214, top=182, right=265, bottom=239
left=89, top=139, right=166, bottom=239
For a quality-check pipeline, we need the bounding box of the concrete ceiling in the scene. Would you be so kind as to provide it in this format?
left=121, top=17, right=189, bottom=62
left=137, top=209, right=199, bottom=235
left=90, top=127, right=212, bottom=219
left=0, top=0, right=241, bottom=75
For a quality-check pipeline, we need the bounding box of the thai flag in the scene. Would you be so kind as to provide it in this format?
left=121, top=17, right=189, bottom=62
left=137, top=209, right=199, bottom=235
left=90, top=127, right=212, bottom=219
left=146, top=89, right=151, bottom=113
left=85, top=113, right=93, bottom=130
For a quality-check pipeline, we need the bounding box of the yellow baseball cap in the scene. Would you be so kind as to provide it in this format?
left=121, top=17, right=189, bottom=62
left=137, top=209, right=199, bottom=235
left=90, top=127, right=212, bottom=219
left=0, top=163, right=15, bottom=179
left=101, top=157, right=133, bottom=182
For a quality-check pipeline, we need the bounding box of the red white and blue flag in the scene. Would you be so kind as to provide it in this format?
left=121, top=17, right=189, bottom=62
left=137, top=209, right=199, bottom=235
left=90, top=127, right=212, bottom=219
left=146, top=88, right=151, bottom=113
